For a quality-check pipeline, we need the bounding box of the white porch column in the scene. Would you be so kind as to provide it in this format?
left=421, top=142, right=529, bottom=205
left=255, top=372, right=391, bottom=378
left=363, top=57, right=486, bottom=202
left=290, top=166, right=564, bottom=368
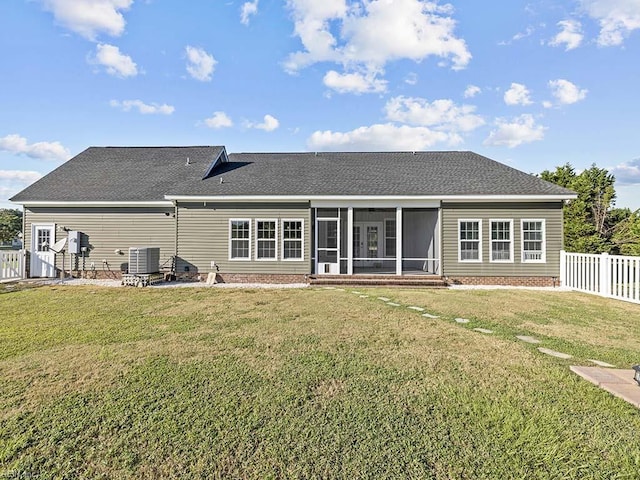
left=347, top=207, right=354, bottom=275
left=396, top=207, right=402, bottom=276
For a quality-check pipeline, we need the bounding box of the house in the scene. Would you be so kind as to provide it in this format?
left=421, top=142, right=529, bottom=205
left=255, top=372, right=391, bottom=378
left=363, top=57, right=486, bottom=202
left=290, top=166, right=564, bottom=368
left=10, top=146, right=576, bottom=285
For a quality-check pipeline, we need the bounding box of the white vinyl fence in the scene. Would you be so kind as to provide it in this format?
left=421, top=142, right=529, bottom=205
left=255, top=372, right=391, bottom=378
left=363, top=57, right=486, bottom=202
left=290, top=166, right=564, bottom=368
left=0, top=250, right=25, bottom=282
left=560, top=250, right=640, bottom=304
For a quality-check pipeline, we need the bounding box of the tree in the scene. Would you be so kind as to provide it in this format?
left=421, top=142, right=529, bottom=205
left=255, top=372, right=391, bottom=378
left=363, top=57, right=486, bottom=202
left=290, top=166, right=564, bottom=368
left=540, top=164, right=616, bottom=253
left=0, top=208, right=23, bottom=244
left=612, top=209, right=640, bottom=256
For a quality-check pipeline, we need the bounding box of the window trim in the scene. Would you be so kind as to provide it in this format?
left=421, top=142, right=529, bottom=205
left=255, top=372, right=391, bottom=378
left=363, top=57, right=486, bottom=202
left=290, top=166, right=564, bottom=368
left=228, top=218, right=252, bottom=261
left=281, top=218, right=305, bottom=261
left=458, top=219, right=483, bottom=263
left=521, top=219, right=546, bottom=263
left=255, top=218, right=278, bottom=261
left=489, top=218, right=514, bottom=263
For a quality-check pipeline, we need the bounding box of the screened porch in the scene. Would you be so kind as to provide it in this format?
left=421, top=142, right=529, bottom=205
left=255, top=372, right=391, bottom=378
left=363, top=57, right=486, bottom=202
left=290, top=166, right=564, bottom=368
left=312, top=207, right=440, bottom=276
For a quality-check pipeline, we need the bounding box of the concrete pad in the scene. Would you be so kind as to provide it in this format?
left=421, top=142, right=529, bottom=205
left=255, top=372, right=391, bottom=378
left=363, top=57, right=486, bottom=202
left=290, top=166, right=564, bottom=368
left=408, top=306, right=425, bottom=311
left=570, top=366, right=640, bottom=408
left=377, top=297, right=390, bottom=301
left=588, top=359, right=616, bottom=368
left=454, top=318, right=470, bottom=324
left=538, top=347, right=572, bottom=360
left=473, top=328, right=494, bottom=334
left=516, top=335, right=541, bottom=344
left=387, top=302, right=401, bottom=307
left=422, top=313, right=439, bottom=319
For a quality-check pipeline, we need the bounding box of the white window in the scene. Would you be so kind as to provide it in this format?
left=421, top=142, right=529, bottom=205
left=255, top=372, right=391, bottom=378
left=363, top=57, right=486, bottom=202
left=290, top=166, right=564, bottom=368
left=521, top=220, right=546, bottom=263
left=490, top=219, right=513, bottom=262
left=458, top=219, right=482, bottom=262
left=384, top=218, right=396, bottom=257
left=255, top=219, right=277, bottom=260
left=229, top=219, right=251, bottom=260
left=282, top=219, right=304, bottom=260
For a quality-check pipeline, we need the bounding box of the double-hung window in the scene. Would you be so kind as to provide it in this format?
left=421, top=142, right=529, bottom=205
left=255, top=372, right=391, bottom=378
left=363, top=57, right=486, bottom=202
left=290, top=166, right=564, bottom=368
left=255, top=219, right=277, bottom=260
left=282, top=220, right=304, bottom=260
left=459, top=220, right=482, bottom=262
left=490, top=219, right=513, bottom=262
left=229, top=219, right=251, bottom=260
left=522, top=220, right=545, bottom=262
left=384, top=218, right=396, bottom=257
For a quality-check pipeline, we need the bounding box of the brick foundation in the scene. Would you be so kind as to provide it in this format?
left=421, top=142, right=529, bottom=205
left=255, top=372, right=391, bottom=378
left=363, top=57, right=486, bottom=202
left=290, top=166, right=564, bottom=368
left=215, top=273, right=308, bottom=284
left=446, top=276, right=560, bottom=287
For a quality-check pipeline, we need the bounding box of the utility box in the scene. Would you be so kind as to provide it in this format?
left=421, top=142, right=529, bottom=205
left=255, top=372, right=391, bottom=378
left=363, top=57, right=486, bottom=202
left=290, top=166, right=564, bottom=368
left=68, top=231, right=81, bottom=254
left=128, top=247, right=160, bottom=274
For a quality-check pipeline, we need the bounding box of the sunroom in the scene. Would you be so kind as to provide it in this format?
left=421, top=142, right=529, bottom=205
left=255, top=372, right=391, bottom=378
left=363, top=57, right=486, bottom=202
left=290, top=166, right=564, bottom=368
left=311, top=205, right=440, bottom=276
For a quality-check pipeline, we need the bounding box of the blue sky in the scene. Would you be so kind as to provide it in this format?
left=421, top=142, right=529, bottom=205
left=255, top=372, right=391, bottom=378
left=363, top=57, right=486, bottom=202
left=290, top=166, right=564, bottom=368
left=1, top=0, right=639, bottom=209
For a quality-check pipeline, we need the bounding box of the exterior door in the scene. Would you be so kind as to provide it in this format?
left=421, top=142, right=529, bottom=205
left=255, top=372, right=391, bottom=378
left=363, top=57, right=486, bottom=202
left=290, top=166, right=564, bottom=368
left=31, top=224, right=56, bottom=277
left=354, top=222, right=382, bottom=265
left=317, top=219, right=339, bottom=274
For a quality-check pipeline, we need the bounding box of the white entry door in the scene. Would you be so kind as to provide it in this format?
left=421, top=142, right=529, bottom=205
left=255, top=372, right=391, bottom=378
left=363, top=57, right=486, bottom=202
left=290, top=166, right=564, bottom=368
left=31, top=224, right=56, bottom=277
left=354, top=222, right=383, bottom=265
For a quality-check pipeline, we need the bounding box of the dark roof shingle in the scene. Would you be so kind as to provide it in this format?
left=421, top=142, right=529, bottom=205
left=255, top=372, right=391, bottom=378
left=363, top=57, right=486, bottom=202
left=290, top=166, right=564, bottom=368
left=10, top=147, right=575, bottom=202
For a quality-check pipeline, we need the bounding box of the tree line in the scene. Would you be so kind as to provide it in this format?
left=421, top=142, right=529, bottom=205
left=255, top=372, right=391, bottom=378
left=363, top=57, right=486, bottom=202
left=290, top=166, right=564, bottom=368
left=1, top=165, right=639, bottom=254
left=540, top=164, right=640, bottom=256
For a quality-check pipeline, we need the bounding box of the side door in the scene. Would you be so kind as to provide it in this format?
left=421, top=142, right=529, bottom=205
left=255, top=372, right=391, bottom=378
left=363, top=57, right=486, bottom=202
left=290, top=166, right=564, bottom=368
left=30, top=224, right=56, bottom=277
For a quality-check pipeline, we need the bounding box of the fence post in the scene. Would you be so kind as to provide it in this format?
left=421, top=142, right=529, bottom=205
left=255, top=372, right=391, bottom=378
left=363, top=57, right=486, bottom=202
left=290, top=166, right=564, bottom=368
left=559, top=250, right=566, bottom=287
left=599, top=252, right=610, bottom=297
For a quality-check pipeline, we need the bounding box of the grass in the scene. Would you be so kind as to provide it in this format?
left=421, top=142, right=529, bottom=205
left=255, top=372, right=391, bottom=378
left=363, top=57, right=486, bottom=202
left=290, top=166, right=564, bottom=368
left=1, top=284, right=640, bottom=479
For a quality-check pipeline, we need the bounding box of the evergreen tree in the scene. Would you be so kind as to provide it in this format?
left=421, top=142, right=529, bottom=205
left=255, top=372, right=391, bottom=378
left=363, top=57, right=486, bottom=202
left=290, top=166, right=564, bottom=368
left=0, top=208, right=23, bottom=244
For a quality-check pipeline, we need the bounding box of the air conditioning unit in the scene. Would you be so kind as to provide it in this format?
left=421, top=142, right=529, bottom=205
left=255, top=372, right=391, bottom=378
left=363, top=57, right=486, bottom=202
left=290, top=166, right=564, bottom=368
left=128, top=247, right=160, bottom=274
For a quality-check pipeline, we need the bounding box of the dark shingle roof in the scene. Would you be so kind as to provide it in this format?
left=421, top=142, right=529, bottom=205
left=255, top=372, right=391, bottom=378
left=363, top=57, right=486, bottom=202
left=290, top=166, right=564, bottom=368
left=10, top=147, right=575, bottom=202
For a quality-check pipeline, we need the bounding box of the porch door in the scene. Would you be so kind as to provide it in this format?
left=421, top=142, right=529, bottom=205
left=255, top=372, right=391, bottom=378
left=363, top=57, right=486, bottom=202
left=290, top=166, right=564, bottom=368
left=31, top=224, right=56, bottom=277
left=317, top=219, right=339, bottom=274
left=354, top=222, right=382, bottom=266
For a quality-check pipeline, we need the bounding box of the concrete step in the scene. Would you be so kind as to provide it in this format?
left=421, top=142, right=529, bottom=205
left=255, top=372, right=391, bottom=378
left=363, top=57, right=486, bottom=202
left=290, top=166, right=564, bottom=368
left=309, top=275, right=448, bottom=288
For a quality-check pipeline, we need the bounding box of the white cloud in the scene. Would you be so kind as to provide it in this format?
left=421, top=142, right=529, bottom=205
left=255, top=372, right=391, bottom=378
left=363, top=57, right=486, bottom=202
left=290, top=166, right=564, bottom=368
left=0, top=170, right=43, bottom=183
left=484, top=114, right=546, bottom=148
left=0, top=134, right=70, bottom=161
left=204, top=112, right=234, bottom=129
left=323, top=70, right=387, bottom=94
left=550, top=20, right=583, bottom=50
left=582, top=0, right=640, bottom=46
left=504, top=83, right=533, bottom=106
left=248, top=114, right=280, bottom=132
left=307, top=123, right=457, bottom=151
left=498, top=26, right=535, bottom=46
left=110, top=99, right=174, bottom=115
left=185, top=46, right=216, bottom=82
left=463, top=85, right=481, bottom=98
left=91, top=43, right=138, bottom=77
left=548, top=79, right=588, bottom=105
left=384, top=96, right=484, bottom=132
left=610, top=158, right=640, bottom=185
left=284, top=0, right=470, bottom=76
left=40, top=0, right=133, bottom=40
left=240, top=0, right=259, bottom=25
left=404, top=72, right=418, bottom=85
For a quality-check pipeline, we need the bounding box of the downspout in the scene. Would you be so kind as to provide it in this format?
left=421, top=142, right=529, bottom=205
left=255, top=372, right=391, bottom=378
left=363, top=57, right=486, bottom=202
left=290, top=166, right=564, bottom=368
left=174, top=201, right=179, bottom=268
left=22, top=205, right=27, bottom=279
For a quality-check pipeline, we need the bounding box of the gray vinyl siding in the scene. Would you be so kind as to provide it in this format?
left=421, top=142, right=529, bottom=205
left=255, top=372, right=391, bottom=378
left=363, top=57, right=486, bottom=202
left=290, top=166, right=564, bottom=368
left=24, top=207, right=175, bottom=275
left=176, top=202, right=311, bottom=275
left=441, top=202, right=564, bottom=277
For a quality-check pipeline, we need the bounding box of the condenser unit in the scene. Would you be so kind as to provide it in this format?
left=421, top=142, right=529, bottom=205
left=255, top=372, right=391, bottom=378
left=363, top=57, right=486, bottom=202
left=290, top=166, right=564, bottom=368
left=128, top=247, right=160, bottom=274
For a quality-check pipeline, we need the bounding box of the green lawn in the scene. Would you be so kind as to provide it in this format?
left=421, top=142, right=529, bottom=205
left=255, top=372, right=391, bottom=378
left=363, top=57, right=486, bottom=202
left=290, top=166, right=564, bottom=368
left=1, top=284, right=639, bottom=479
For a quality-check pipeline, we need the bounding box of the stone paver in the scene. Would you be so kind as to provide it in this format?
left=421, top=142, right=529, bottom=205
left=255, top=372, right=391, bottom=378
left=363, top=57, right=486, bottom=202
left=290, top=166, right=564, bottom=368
left=408, top=306, right=425, bottom=311
left=454, top=318, right=470, bottom=324
left=422, top=313, right=439, bottom=319
left=571, top=366, right=640, bottom=409
left=538, top=347, right=572, bottom=359
left=473, top=328, right=494, bottom=334
left=359, top=294, right=369, bottom=298
left=351, top=291, right=362, bottom=295
left=377, top=296, right=390, bottom=301
left=516, top=335, right=541, bottom=344
left=387, top=302, right=401, bottom=307
left=588, top=359, right=615, bottom=368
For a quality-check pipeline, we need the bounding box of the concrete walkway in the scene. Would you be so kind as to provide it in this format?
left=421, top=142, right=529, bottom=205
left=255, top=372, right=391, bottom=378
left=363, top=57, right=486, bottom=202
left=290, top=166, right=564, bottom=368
left=570, top=366, right=640, bottom=409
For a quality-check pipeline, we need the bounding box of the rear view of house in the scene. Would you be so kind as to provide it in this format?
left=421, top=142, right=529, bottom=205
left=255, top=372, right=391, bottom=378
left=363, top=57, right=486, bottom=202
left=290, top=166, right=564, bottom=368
left=10, top=146, right=576, bottom=285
